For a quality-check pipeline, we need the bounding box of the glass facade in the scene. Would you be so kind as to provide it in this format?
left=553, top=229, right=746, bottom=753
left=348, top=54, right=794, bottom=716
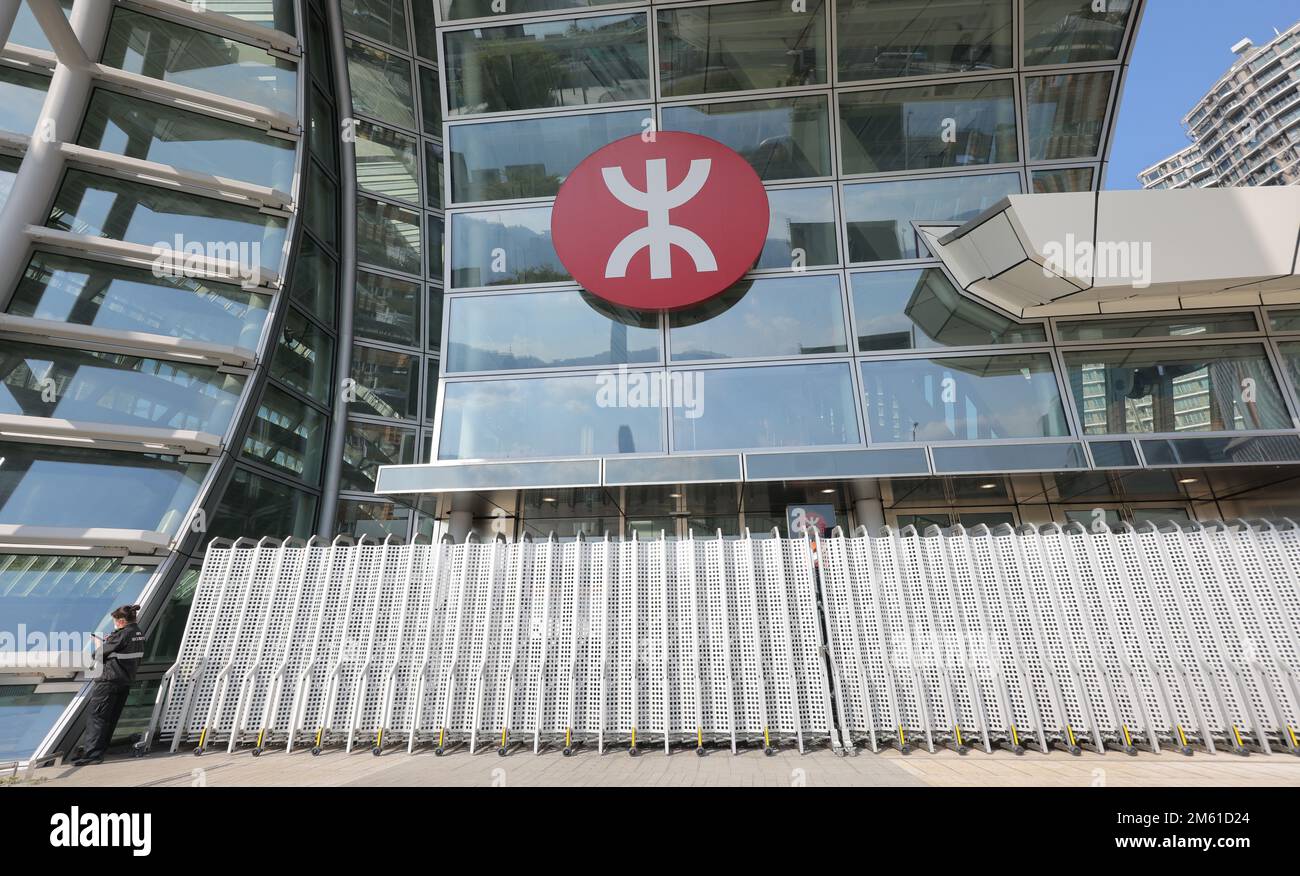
left=17, top=0, right=1300, bottom=766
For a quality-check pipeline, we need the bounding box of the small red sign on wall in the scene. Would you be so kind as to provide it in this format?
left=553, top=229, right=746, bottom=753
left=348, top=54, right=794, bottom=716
left=550, top=132, right=770, bottom=311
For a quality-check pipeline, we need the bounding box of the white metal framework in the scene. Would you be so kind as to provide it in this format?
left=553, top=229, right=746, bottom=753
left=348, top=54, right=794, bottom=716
left=141, top=520, right=1300, bottom=759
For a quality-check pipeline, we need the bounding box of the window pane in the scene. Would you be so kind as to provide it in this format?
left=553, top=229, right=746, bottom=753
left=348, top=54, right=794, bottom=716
left=837, top=0, right=1013, bottom=82
left=425, top=358, right=440, bottom=422
left=758, top=187, right=838, bottom=269
left=426, top=141, right=444, bottom=210
left=343, top=421, right=416, bottom=490
left=355, top=271, right=420, bottom=346
left=209, top=468, right=318, bottom=541
left=346, top=38, right=416, bottom=130
left=10, top=253, right=271, bottom=351
left=450, top=206, right=568, bottom=287
left=418, top=65, right=443, bottom=135
left=341, top=0, right=408, bottom=48
left=336, top=499, right=412, bottom=540
left=671, top=363, right=860, bottom=451
left=838, top=79, right=1018, bottom=175
left=6, top=0, right=71, bottom=52
left=1026, top=71, right=1113, bottom=161
left=79, top=89, right=297, bottom=192
left=1032, top=166, right=1094, bottom=193
left=0, top=555, right=152, bottom=646
left=439, top=374, right=664, bottom=459
left=351, top=345, right=418, bottom=419
left=0, top=442, right=206, bottom=534
left=1024, top=0, right=1134, bottom=66
left=102, top=8, right=297, bottom=115
left=140, top=568, right=199, bottom=667
left=1056, top=312, right=1259, bottom=342
left=240, top=385, right=327, bottom=485
left=444, top=14, right=650, bottom=116
left=48, top=171, right=287, bottom=275
left=355, top=120, right=420, bottom=203
left=669, top=274, right=847, bottom=360
left=1270, top=310, right=1300, bottom=333
left=440, top=0, right=627, bottom=19
left=851, top=268, right=1046, bottom=350
left=661, top=96, right=830, bottom=181
left=305, top=161, right=338, bottom=247
left=428, top=288, right=444, bottom=352
left=0, top=154, right=18, bottom=212
left=271, top=308, right=335, bottom=404
left=657, top=0, right=827, bottom=98
left=203, top=0, right=296, bottom=31
left=449, top=110, right=646, bottom=204
left=428, top=213, right=445, bottom=280
left=411, top=1, right=436, bottom=60
left=860, top=354, right=1069, bottom=442
left=357, top=196, right=422, bottom=274
left=290, top=236, right=337, bottom=326
left=0, top=340, right=245, bottom=435
left=447, top=289, right=660, bottom=372
left=0, top=65, right=49, bottom=136
left=1064, top=344, right=1291, bottom=434
left=844, top=172, right=1022, bottom=262
left=308, top=86, right=338, bottom=166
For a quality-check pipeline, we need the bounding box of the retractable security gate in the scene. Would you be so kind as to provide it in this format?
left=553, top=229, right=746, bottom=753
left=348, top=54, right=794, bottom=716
left=142, top=521, right=1300, bottom=758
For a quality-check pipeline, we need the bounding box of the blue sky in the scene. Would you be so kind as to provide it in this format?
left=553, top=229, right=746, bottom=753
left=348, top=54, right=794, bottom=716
left=1105, top=0, right=1300, bottom=188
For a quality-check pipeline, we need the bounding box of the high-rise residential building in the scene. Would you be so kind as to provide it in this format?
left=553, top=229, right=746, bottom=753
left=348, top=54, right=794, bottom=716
left=1139, top=22, right=1300, bottom=189
left=0, top=0, right=1295, bottom=768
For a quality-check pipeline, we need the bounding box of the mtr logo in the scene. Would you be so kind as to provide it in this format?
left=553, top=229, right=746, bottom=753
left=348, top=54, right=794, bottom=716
left=551, top=132, right=769, bottom=311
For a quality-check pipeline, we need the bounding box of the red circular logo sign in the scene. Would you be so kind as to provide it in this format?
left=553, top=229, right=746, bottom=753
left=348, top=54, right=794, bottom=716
left=550, top=132, right=769, bottom=311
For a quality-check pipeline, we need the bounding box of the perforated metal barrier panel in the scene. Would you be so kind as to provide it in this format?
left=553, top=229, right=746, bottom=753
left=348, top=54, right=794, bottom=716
left=144, top=522, right=1300, bottom=759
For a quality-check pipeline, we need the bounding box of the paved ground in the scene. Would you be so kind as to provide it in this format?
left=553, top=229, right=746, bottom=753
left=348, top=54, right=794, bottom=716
left=10, top=742, right=1300, bottom=787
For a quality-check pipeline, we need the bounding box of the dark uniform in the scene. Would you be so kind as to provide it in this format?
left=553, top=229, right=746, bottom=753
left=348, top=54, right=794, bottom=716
left=80, top=622, right=147, bottom=761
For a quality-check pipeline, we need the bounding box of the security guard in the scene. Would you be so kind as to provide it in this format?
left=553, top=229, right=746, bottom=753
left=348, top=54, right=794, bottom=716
left=73, top=605, right=147, bottom=766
